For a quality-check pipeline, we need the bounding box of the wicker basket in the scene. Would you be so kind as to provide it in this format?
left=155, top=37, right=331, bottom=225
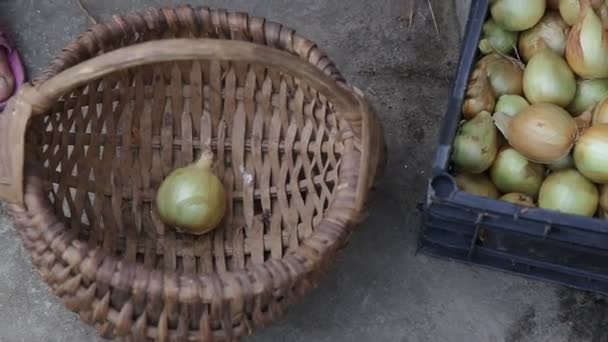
left=0, top=6, right=384, bottom=341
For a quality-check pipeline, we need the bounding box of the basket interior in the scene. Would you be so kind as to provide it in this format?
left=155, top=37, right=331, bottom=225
left=27, top=59, right=347, bottom=276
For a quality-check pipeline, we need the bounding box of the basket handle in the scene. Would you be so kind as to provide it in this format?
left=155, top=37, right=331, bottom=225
left=33, top=38, right=364, bottom=119
left=0, top=38, right=368, bottom=206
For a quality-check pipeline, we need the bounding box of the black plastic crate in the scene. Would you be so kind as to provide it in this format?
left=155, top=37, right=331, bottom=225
left=419, top=0, right=608, bottom=295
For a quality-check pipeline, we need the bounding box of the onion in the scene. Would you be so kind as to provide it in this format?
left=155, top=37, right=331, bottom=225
left=559, top=0, right=607, bottom=25
left=463, top=65, right=496, bottom=119
left=548, top=153, right=575, bottom=170
left=500, top=193, right=536, bottom=206
left=519, top=12, right=569, bottom=62
left=494, top=103, right=578, bottom=163
left=455, top=173, right=500, bottom=199
left=491, top=0, right=546, bottom=31
left=573, top=124, right=608, bottom=183
left=483, top=54, right=524, bottom=97
left=565, top=2, right=608, bottom=79
left=523, top=49, right=576, bottom=107
left=592, top=96, right=608, bottom=123
left=452, top=111, right=498, bottom=173
left=156, top=151, right=226, bottom=234
left=574, top=107, right=593, bottom=135
left=599, top=184, right=608, bottom=217
left=490, top=147, right=546, bottom=198
left=479, top=19, right=519, bottom=55
left=495, top=94, right=530, bottom=116
left=568, top=78, right=608, bottom=115
left=538, top=169, right=599, bottom=216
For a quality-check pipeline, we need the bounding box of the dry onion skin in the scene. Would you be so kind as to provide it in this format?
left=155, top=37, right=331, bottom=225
left=491, top=0, right=546, bottom=31
left=463, top=65, right=496, bottom=119
left=494, top=103, right=578, bottom=163
left=455, top=173, right=500, bottom=199
left=519, top=12, right=569, bottom=62
left=523, top=49, right=576, bottom=107
left=573, top=124, right=608, bottom=183
left=500, top=193, right=536, bottom=207
left=538, top=169, right=599, bottom=216
left=156, top=151, right=226, bottom=235
left=565, top=1, right=608, bottom=79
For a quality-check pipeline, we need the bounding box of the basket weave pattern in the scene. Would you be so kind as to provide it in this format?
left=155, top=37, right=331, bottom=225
left=2, top=6, right=384, bottom=341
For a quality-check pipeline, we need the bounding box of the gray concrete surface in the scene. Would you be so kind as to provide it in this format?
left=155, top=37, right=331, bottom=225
left=0, top=1, right=606, bottom=341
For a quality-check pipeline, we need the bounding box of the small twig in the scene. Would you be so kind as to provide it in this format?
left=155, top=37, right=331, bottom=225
left=77, top=0, right=98, bottom=25
left=408, top=0, right=416, bottom=29
left=427, top=0, right=440, bottom=36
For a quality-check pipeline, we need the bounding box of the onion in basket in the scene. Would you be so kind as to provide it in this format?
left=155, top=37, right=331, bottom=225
left=568, top=78, right=608, bottom=116
left=490, top=147, right=546, bottom=198
left=494, top=103, right=578, bottom=163
left=495, top=95, right=530, bottom=117
left=592, top=96, right=608, bottom=124
left=523, top=49, right=576, bottom=107
left=500, top=193, right=536, bottom=207
left=483, top=54, right=524, bottom=97
left=491, top=0, right=546, bottom=31
left=518, top=12, right=569, bottom=62
left=479, top=19, right=519, bottom=55
left=538, top=169, right=599, bottom=216
left=156, top=150, right=226, bottom=235
left=565, top=1, right=608, bottom=79
left=452, top=111, right=498, bottom=173
left=573, top=124, right=608, bottom=183
left=455, top=173, right=500, bottom=199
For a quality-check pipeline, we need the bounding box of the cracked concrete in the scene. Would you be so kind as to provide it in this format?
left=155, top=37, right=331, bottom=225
left=0, top=1, right=606, bottom=341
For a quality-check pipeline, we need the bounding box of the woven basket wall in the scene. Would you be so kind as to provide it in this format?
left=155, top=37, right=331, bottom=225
left=0, top=5, right=384, bottom=341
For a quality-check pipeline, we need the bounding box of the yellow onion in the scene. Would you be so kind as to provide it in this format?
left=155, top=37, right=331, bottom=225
left=538, top=169, right=599, bottom=216
left=573, top=124, right=608, bottom=183
left=156, top=151, right=226, bottom=234
left=452, top=111, right=498, bottom=173
left=483, top=54, right=524, bottom=97
left=523, top=49, right=576, bottom=107
left=519, top=12, right=569, bottom=62
left=455, top=173, right=500, bottom=199
left=548, top=153, right=575, bottom=170
left=565, top=2, right=608, bottom=79
left=479, top=19, right=519, bottom=54
left=494, top=103, right=578, bottom=163
left=463, top=64, right=496, bottom=119
left=491, top=0, right=546, bottom=31
left=490, top=147, right=546, bottom=198
left=462, top=54, right=524, bottom=118
left=559, top=0, right=607, bottom=25
left=568, top=78, right=608, bottom=115
left=500, top=193, right=536, bottom=206
left=599, top=184, right=608, bottom=217
left=495, top=94, right=530, bottom=116
left=592, top=96, right=608, bottom=123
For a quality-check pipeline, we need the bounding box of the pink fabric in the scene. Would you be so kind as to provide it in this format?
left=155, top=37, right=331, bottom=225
left=0, top=29, right=25, bottom=110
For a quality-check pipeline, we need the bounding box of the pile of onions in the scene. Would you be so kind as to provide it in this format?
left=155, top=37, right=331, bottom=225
left=452, top=0, right=608, bottom=219
left=156, top=151, right=226, bottom=235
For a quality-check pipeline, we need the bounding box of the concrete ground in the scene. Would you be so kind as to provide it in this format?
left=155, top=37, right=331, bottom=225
left=0, top=1, right=606, bottom=341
